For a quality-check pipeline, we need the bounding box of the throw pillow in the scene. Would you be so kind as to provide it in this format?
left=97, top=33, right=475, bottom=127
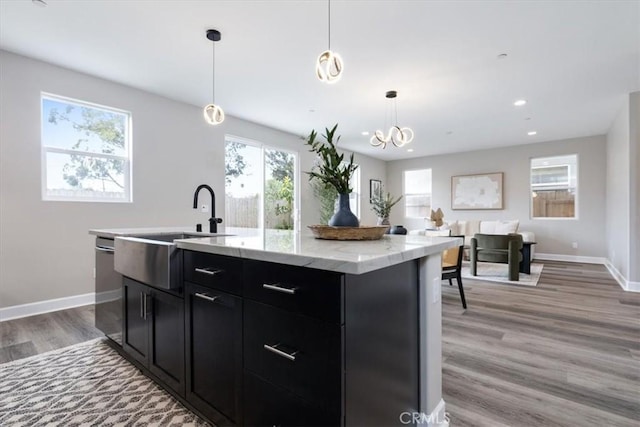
left=479, top=221, right=497, bottom=234
left=495, top=220, right=519, bottom=234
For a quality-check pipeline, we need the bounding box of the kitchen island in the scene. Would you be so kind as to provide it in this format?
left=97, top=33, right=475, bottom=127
left=91, top=227, right=458, bottom=426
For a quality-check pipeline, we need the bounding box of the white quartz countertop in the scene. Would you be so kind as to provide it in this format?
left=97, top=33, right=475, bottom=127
left=176, top=229, right=460, bottom=275
left=90, top=226, right=460, bottom=274
left=88, top=226, right=228, bottom=239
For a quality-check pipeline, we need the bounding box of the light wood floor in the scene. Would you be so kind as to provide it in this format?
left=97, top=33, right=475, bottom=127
left=442, top=260, right=640, bottom=427
left=1, top=261, right=638, bottom=426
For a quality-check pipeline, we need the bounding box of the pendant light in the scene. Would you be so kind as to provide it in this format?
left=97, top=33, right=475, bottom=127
left=316, top=0, right=343, bottom=83
left=370, top=90, right=414, bottom=149
left=203, top=29, right=225, bottom=125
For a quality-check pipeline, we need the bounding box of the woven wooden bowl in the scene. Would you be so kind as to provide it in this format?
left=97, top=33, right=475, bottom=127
left=307, top=225, right=390, bottom=241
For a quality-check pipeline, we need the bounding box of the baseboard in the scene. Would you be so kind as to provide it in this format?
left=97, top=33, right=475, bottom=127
left=534, top=253, right=607, bottom=264
left=0, top=292, right=95, bottom=322
left=604, top=260, right=640, bottom=292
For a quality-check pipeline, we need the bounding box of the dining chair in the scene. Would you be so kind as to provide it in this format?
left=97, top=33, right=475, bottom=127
left=425, top=230, right=467, bottom=309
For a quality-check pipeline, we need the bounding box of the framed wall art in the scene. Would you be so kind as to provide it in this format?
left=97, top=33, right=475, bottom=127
left=451, top=172, right=503, bottom=210
left=369, top=179, right=382, bottom=203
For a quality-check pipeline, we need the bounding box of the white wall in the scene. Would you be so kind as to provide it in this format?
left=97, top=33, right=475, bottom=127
left=606, top=96, right=631, bottom=281
left=386, top=135, right=608, bottom=257
left=0, top=51, right=385, bottom=309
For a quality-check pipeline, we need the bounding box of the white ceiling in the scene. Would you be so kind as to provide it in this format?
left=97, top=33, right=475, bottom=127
left=1, top=0, right=638, bottom=161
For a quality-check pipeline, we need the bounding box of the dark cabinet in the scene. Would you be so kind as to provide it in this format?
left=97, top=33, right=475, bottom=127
left=184, top=250, right=243, bottom=296
left=243, top=300, right=341, bottom=408
left=243, top=259, right=343, bottom=323
left=243, top=371, right=338, bottom=427
left=123, top=277, right=185, bottom=397
left=119, top=248, right=419, bottom=427
left=185, top=282, right=243, bottom=425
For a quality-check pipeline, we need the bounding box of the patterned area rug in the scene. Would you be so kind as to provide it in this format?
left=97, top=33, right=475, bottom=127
left=461, top=261, right=543, bottom=286
left=0, top=339, right=210, bottom=426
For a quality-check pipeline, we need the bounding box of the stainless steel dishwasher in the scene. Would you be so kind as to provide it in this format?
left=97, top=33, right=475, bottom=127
left=95, top=237, right=123, bottom=345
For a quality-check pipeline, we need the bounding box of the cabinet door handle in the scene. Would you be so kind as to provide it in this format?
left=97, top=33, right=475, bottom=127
left=95, top=246, right=115, bottom=253
left=143, top=293, right=148, bottom=320
left=262, top=283, right=298, bottom=295
left=195, top=267, right=223, bottom=276
left=139, top=291, right=144, bottom=318
left=263, top=343, right=298, bottom=362
left=195, top=292, right=220, bottom=303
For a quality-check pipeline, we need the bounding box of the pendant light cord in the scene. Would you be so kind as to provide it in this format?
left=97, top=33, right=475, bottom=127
left=394, top=97, right=398, bottom=126
left=211, top=42, right=216, bottom=104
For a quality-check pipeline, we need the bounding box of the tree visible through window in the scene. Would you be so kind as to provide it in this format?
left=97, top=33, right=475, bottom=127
left=224, top=137, right=297, bottom=230
left=41, top=94, right=131, bottom=202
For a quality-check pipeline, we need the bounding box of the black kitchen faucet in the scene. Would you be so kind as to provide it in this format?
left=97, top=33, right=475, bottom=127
left=193, top=184, right=223, bottom=233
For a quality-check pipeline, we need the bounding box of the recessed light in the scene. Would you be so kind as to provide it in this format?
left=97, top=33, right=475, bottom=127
left=32, top=0, right=47, bottom=6
left=497, top=53, right=508, bottom=59
left=361, top=131, right=369, bottom=136
left=407, top=148, right=414, bottom=152
left=514, top=99, right=527, bottom=107
left=527, top=131, right=537, bottom=136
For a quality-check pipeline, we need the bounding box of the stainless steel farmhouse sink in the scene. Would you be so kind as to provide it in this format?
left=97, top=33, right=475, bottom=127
left=114, top=232, right=222, bottom=291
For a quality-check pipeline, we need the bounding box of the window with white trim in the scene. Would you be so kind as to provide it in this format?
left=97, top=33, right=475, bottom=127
left=531, top=154, right=577, bottom=218
left=404, top=169, right=432, bottom=218
left=41, top=94, right=132, bottom=202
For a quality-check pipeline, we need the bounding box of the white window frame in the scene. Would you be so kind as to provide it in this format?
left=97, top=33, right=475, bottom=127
left=224, top=134, right=300, bottom=232
left=341, top=162, right=361, bottom=219
left=530, top=155, right=578, bottom=220
left=41, top=93, right=132, bottom=202
left=403, top=168, right=432, bottom=218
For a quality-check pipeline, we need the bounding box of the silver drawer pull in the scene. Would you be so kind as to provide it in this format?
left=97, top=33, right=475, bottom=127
left=95, top=246, right=115, bottom=253
left=263, top=343, right=298, bottom=362
left=262, top=283, right=297, bottom=295
left=195, top=292, right=220, bottom=303
left=195, top=267, right=223, bottom=276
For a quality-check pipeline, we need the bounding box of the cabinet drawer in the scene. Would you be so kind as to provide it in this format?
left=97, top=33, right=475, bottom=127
left=184, top=251, right=242, bottom=295
left=243, top=371, right=340, bottom=427
left=244, top=300, right=341, bottom=408
left=244, top=259, right=343, bottom=323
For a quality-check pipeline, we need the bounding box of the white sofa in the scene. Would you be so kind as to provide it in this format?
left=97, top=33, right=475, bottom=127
left=410, top=219, right=536, bottom=260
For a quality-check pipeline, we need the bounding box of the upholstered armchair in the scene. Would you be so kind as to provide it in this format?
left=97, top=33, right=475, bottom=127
left=470, top=233, right=523, bottom=281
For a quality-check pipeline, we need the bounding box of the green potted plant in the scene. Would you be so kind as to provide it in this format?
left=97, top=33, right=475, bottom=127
left=305, top=124, right=359, bottom=227
left=371, top=192, right=403, bottom=226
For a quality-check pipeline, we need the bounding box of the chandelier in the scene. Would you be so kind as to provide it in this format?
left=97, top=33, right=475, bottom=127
left=203, top=29, right=225, bottom=125
left=370, top=91, right=414, bottom=149
left=316, top=0, right=343, bottom=83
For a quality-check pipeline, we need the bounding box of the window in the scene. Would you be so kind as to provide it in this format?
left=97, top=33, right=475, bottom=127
left=531, top=154, right=577, bottom=218
left=41, top=94, right=132, bottom=202
left=224, top=136, right=298, bottom=231
left=404, top=169, right=432, bottom=217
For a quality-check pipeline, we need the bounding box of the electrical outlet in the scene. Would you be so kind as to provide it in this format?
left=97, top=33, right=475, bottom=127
left=200, top=204, right=209, bottom=213
left=572, top=242, right=578, bottom=249
left=432, top=277, right=441, bottom=303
